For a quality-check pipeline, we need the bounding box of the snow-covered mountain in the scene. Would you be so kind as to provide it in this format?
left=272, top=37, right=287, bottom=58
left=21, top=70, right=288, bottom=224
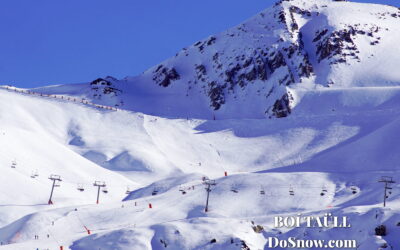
left=1, top=0, right=400, bottom=249
left=34, top=0, right=400, bottom=119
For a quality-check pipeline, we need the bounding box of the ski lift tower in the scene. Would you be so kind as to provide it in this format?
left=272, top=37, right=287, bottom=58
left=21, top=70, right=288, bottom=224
left=93, top=181, right=107, bottom=204
left=379, top=176, right=396, bottom=207
left=48, top=175, right=62, bottom=205
left=202, top=178, right=216, bottom=212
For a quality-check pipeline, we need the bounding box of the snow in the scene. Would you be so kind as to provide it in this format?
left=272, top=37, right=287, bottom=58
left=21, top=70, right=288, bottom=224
left=2, top=80, right=400, bottom=249
left=30, top=0, right=400, bottom=120
left=1, top=0, right=400, bottom=249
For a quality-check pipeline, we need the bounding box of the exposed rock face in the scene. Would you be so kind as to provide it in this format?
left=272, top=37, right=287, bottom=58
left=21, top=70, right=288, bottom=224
left=268, top=52, right=287, bottom=74
left=311, top=23, right=385, bottom=71
left=315, top=27, right=360, bottom=64
left=195, top=36, right=217, bottom=53
left=299, top=55, right=313, bottom=78
left=90, top=78, right=122, bottom=99
left=375, top=225, right=386, bottom=236
left=140, top=1, right=323, bottom=116
left=84, top=0, right=400, bottom=119
left=223, top=56, right=271, bottom=90
left=195, top=64, right=207, bottom=82
left=271, top=93, right=292, bottom=118
left=90, top=78, right=112, bottom=86
left=152, top=65, right=181, bottom=87
left=208, top=81, right=225, bottom=110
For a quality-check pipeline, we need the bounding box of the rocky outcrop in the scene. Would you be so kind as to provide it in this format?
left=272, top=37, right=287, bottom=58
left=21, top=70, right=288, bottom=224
left=90, top=78, right=112, bottom=86
left=314, top=24, right=383, bottom=64
left=271, top=93, right=292, bottom=118
left=268, top=52, right=287, bottom=74
left=195, top=36, right=217, bottom=53
left=208, top=82, right=225, bottom=110
left=152, top=65, right=181, bottom=87
left=90, top=78, right=122, bottom=98
left=114, top=0, right=398, bottom=119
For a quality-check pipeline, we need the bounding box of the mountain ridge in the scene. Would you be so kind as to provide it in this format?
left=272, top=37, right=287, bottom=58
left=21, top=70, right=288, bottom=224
left=25, top=0, right=400, bottom=120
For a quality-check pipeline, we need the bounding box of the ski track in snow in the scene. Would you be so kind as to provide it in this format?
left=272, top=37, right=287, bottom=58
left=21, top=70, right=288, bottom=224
left=1, top=81, right=400, bottom=249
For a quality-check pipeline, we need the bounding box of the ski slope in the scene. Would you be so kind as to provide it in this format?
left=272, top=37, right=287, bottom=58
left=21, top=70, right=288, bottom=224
left=1, top=0, right=400, bottom=249
left=1, top=80, right=400, bottom=249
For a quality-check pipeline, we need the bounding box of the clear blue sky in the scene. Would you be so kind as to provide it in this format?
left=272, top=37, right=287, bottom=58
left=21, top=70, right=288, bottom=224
left=0, top=0, right=397, bottom=88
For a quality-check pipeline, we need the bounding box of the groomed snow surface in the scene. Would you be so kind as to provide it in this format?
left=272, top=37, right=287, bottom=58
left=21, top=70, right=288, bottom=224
left=1, top=82, right=400, bottom=249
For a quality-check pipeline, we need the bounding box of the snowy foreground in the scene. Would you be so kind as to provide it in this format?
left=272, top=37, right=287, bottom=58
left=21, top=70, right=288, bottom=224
left=1, top=85, right=400, bottom=249
left=1, top=0, right=400, bottom=249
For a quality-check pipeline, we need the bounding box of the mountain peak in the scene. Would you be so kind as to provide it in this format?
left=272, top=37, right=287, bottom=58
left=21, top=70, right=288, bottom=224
left=36, top=0, right=400, bottom=119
